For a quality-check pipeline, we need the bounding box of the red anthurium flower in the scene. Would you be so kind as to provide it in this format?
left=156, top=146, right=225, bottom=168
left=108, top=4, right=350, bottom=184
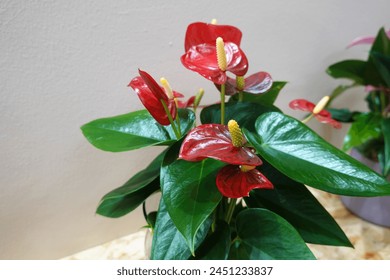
left=184, top=22, right=243, bottom=52
left=129, top=70, right=183, bottom=125
left=216, top=72, right=273, bottom=95
left=179, top=123, right=262, bottom=166
left=216, top=165, right=273, bottom=198
left=181, top=41, right=248, bottom=85
left=181, top=22, right=248, bottom=85
left=180, top=120, right=273, bottom=198
left=289, top=98, right=342, bottom=129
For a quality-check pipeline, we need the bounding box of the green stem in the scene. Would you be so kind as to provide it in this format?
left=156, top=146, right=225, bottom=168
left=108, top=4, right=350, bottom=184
left=161, top=100, right=181, bottom=139
left=238, top=91, right=243, bottom=102
left=220, top=83, right=226, bottom=125
left=174, top=99, right=182, bottom=134
left=225, top=198, right=237, bottom=224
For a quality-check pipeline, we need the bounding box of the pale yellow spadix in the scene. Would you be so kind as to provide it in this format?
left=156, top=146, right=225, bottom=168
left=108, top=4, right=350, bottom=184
left=160, top=77, right=174, bottom=100
left=216, top=37, right=227, bottom=71
left=313, top=96, right=330, bottom=114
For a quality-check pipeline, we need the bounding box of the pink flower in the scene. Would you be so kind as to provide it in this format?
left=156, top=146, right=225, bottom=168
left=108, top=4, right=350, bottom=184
left=216, top=72, right=273, bottom=95
left=347, top=29, right=390, bottom=48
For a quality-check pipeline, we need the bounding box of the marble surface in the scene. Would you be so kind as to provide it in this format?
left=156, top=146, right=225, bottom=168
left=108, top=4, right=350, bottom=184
left=63, top=190, right=390, bottom=260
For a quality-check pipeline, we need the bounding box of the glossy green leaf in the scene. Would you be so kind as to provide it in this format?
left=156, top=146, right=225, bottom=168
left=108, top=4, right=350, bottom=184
left=150, top=198, right=211, bottom=260
left=161, top=144, right=224, bottom=254
left=245, top=160, right=352, bottom=247
left=244, top=112, right=390, bottom=196
left=370, top=27, right=390, bottom=55
left=81, top=109, right=195, bottom=152
left=192, top=221, right=231, bottom=260
left=343, top=113, right=382, bottom=151
left=371, top=51, right=390, bottom=87
left=327, top=108, right=361, bottom=123
left=200, top=101, right=280, bottom=131
left=230, top=81, right=287, bottom=105
left=96, top=150, right=166, bottom=218
left=230, top=208, right=316, bottom=260
left=381, top=118, right=390, bottom=176
left=326, top=60, right=366, bottom=84
left=365, top=28, right=390, bottom=86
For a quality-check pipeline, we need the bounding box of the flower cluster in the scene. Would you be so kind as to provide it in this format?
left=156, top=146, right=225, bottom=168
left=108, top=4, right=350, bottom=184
left=129, top=21, right=278, bottom=198
left=82, top=20, right=390, bottom=260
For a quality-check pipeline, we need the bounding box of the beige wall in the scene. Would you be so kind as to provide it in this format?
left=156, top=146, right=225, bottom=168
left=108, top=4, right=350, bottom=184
left=0, top=0, right=388, bottom=259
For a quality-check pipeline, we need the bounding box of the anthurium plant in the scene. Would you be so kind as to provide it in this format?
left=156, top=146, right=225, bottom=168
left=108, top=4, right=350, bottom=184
left=326, top=27, right=390, bottom=177
left=81, top=21, right=390, bottom=260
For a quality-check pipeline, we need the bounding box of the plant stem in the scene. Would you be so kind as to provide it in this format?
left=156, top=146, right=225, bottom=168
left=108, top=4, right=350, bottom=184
left=161, top=100, right=181, bottom=139
left=220, top=83, right=226, bottom=125
left=225, top=198, right=237, bottom=224
left=174, top=99, right=182, bottom=134
left=238, top=91, right=243, bottom=102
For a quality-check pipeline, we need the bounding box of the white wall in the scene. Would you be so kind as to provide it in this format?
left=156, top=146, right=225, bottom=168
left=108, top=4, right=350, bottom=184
left=0, top=0, right=388, bottom=259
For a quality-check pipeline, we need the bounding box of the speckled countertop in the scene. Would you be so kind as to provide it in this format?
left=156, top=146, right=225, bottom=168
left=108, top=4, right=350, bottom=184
left=63, top=189, right=390, bottom=260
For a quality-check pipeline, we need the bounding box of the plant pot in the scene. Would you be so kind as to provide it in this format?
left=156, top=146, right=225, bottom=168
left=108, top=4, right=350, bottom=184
left=341, top=149, right=390, bottom=227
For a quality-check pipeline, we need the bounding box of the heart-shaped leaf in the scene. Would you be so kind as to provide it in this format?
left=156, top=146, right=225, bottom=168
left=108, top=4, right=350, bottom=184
left=371, top=51, right=390, bottom=87
left=343, top=112, right=382, bottom=151
left=150, top=198, right=211, bottom=260
left=96, top=149, right=166, bottom=218
left=161, top=143, right=224, bottom=253
left=192, top=220, right=231, bottom=260
left=230, top=208, right=316, bottom=260
left=326, top=60, right=366, bottom=84
left=245, top=160, right=352, bottom=247
left=244, top=112, right=390, bottom=196
left=230, top=81, right=287, bottom=105
left=200, top=101, right=280, bottom=132
left=81, top=109, right=195, bottom=152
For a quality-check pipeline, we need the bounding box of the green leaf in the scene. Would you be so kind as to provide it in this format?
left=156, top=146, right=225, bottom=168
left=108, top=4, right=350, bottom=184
left=192, top=220, right=231, bottom=260
left=343, top=113, right=382, bottom=151
left=161, top=144, right=225, bottom=254
left=245, top=160, right=352, bottom=247
left=244, top=112, right=390, bottom=196
left=364, top=28, right=390, bottom=86
left=371, top=51, right=390, bottom=87
left=230, top=208, right=316, bottom=260
left=230, top=81, right=287, bottom=105
left=96, top=149, right=166, bottom=218
left=200, top=101, right=281, bottom=132
left=326, top=60, right=366, bottom=84
left=150, top=198, right=212, bottom=260
left=327, top=108, right=361, bottom=123
left=81, top=109, right=195, bottom=152
left=380, top=118, right=390, bottom=176
left=370, top=27, right=390, bottom=55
